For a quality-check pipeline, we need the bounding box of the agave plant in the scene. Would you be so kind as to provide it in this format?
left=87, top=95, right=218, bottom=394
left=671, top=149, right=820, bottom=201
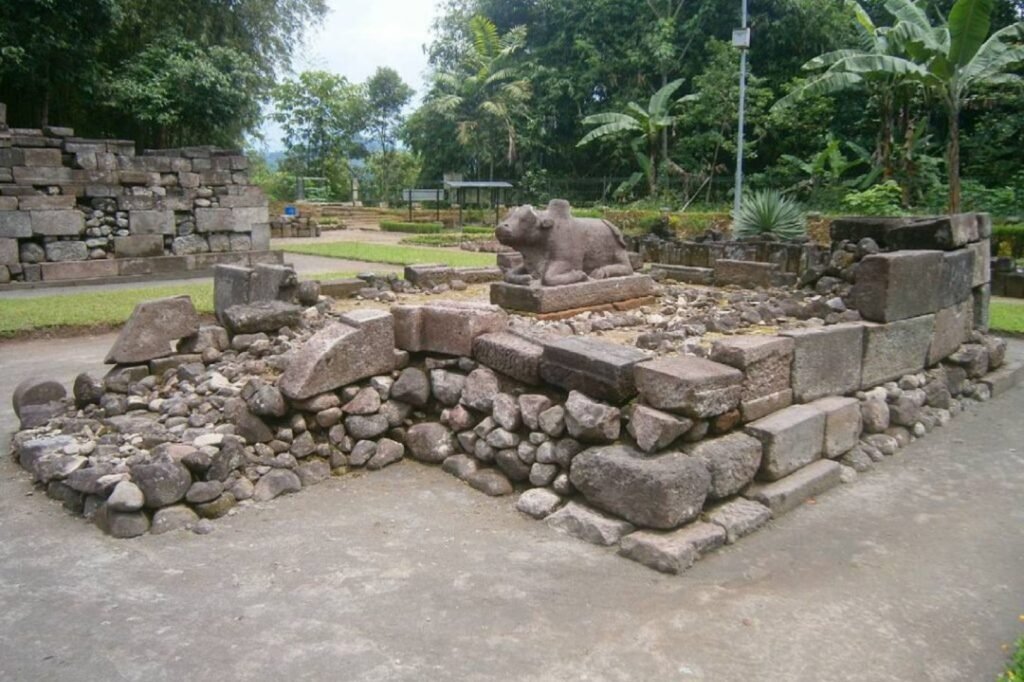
left=732, top=189, right=807, bottom=240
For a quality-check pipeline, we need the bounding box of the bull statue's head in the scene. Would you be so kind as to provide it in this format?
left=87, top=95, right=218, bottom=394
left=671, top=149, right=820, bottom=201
left=496, top=204, right=554, bottom=247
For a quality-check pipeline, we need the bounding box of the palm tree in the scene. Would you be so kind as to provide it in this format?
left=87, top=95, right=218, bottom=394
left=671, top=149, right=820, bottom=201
left=577, top=78, right=685, bottom=196
left=777, top=0, right=1024, bottom=212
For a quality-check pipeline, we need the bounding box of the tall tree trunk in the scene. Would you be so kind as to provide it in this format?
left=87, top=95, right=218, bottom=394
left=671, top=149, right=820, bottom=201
left=947, top=101, right=961, bottom=214
left=660, top=72, right=669, bottom=165
left=649, top=147, right=658, bottom=196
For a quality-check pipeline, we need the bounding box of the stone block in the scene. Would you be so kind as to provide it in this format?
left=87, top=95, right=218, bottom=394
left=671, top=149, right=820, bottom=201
left=850, top=251, right=943, bottom=322
left=651, top=264, right=714, bottom=285
left=279, top=310, right=396, bottom=400
left=780, top=323, right=864, bottom=402
left=222, top=300, right=302, bottom=335
left=14, top=166, right=75, bottom=184
left=490, top=274, right=657, bottom=314
left=44, top=241, right=88, bottom=262
left=539, top=336, right=648, bottom=403
left=231, top=207, right=270, bottom=231
left=618, top=523, right=726, bottom=574
left=829, top=216, right=910, bottom=245
left=472, top=331, right=544, bottom=384
left=0, top=211, right=31, bottom=238
left=392, top=302, right=507, bottom=357
left=546, top=501, right=635, bottom=546
left=251, top=263, right=298, bottom=303
left=22, top=148, right=62, bottom=166
left=319, top=278, right=364, bottom=299
left=40, top=259, right=118, bottom=281
left=0, top=238, right=17, bottom=266
left=105, top=296, right=200, bottom=364
left=114, top=235, right=165, bottom=258
left=928, top=301, right=973, bottom=366
left=31, top=210, right=84, bottom=236
left=634, top=356, right=744, bottom=418
left=973, top=285, right=990, bottom=332
left=626, top=404, right=693, bottom=453
left=195, top=208, right=234, bottom=232
left=404, top=263, right=452, bottom=288
left=744, top=459, right=842, bottom=515
left=981, top=361, right=1024, bottom=397
left=17, top=195, right=76, bottom=210
left=937, top=249, right=974, bottom=308
left=214, top=265, right=255, bottom=324
left=251, top=223, right=271, bottom=251
left=884, top=214, right=977, bottom=250
left=745, top=403, right=825, bottom=481
left=713, top=259, right=777, bottom=288
left=683, top=432, right=762, bottom=499
left=860, top=315, right=935, bottom=387
left=130, top=209, right=174, bottom=235
left=704, top=498, right=772, bottom=544
left=570, top=445, right=711, bottom=529
left=808, top=396, right=861, bottom=457
left=711, top=335, right=793, bottom=417
left=967, top=240, right=990, bottom=287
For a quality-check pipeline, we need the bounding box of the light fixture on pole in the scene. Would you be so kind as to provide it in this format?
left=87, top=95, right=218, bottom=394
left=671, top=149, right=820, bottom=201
left=732, top=0, right=750, bottom=220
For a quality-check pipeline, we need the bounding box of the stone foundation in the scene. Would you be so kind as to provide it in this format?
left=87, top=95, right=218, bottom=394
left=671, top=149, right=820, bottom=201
left=490, top=274, right=657, bottom=313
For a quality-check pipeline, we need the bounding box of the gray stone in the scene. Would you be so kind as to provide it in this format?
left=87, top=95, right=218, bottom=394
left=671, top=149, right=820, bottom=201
left=618, top=523, right=726, bottom=574
left=472, top=332, right=544, bottom=384
left=367, top=438, right=405, bottom=470
left=114, top=234, right=164, bottom=258
left=538, top=405, right=566, bottom=437
left=279, top=311, right=396, bottom=400
left=495, top=448, right=531, bottom=482
left=810, top=396, right=862, bottom=457
left=486, top=427, right=520, bottom=450
left=863, top=433, right=899, bottom=456
left=342, top=387, right=383, bottom=415
left=840, top=446, right=875, bottom=472
left=529, top=463, right=558, bottom=487
left=745, top=404, right=826, bottom=481
left=151, top=505, right=200, bottom=534
left=430, top=370, right=466, bottom=406
left=570, top=445, right=711, bottom=529
left=981, top=360, right=1024, bottom=397
left=107, top=480, right=145, bottom=512
left=289, top=432, right=316, bottom=458
left=392, top=302, right=507, bottom=356
left=860, top=398, right=890, bottom=433
left=938, top=249, right=975, bottom=309
left=379, top=400, right=413, bottom=428
left=516, top=488, right=563, bottom=519
left=44, top=240, right=89, bottom=262
left=518, top=395, right=554, bottom=431
left=344, top=414, right=390, bottom=440
left=12, top=377, right=66, bottom=418
left=684, top=432, right=763, bottom=499
left=968, top=240, right=991, bottom=287
left=172, top=234, right=209, bottom=255
left=850, top=251, right=943, bottom=322
left=490, top=275, right=656, bottom=314
left=130, top=461, right=192, bottom=509
left=564, top=391, right=620, bottom=443
left=928, top=302, right=973, bottom=366
left=633, top=356, right=743, bottom=419
left=391, top=368, right=430, bottom=408
left=253, top=469, right=302, bottom=501
left=546, top=501, right=635, bottom=546
left=104, top=296, right=200, bottom=365
left=348, top=440, right=377, bottom=467
left=704, top=498, right=772, bottom=544
left=541, top=337, right=652, bottom=405
left=883, top=214, right=977, bottom=251
left=224, top=399, right=273, bottom=445
left=72, top=373, right=105, bottom=408
left=295, top=459, right=331, bottom=485
left=860, top=316, right=935, bottom=388
left=441, top=454, right=479, bottom=480
left=405, top=423, right=455, bottom=464
left=780, top=323, right=865, bottom=402
left=222, top=300, right=302, bottom=335
left=94, top=506, right=150, bottom=538
left=626, top=404, right=693, bottom=453
left=711, top=335, right=794, bottom=412
left=466, top=468, right=514, bottom=496
left=491, top=393, right=521, bottom=431
left=460, top=367, right=501, bottom=412
left=247, top=384, right=287, bottom=418
left=744, top=459, right=842, bottom=515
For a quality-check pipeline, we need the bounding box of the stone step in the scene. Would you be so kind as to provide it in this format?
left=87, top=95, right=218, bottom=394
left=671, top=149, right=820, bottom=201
left=744, top=459, right=842, bottom=516
left=981, top=361, right=1024, bottom=397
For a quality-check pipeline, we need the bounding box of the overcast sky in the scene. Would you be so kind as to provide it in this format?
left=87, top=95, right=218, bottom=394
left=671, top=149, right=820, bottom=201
left=258, top=0, right=441, bottom=151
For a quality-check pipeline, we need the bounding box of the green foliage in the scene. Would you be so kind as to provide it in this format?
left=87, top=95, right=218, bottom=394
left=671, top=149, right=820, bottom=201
left=991, top=223, right=1024, bottom=258
left=380, top=222, right=447, bottom=234
left=280, top=242, right=497, bottom=268
left=733, top=190, right=808, bottom=239
left=365, top=67, right=415, bottom=199
left=961, top=175, right=1024, bottom=216
left=363, top=151, right=423, bottom=204
left=841, top=180, right=905, bottom=215
left=400, top=231, right=494, bottom=247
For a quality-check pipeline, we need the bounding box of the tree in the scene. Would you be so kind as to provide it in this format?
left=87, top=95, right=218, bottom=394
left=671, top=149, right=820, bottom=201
left=577, top=78, right=686, bottom=195
left=365, top=67, right=415, bottom=201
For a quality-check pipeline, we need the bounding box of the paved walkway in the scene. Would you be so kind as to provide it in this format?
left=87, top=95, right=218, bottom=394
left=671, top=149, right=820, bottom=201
left=0, top=335, right=1021, bottom=681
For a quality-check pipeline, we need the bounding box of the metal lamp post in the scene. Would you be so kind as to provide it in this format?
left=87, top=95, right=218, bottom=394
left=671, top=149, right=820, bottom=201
left=732, top=0, right=750, bottom=219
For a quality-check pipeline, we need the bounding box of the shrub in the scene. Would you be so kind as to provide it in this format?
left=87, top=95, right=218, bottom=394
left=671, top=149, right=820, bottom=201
left=840, top=181, right=903, bottom=216
left=733, top=189, right=807, bottom=240
left=999, top=635, right=1024, bottom=682
left=399, top=233, right=493, bottom=247
left=380, top=221, right=446, bottom=234
left=992, top=224, right=1024, bottom=259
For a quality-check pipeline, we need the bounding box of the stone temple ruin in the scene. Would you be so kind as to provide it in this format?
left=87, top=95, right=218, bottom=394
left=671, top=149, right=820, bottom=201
left=9, top=202, right=1022, bottom=575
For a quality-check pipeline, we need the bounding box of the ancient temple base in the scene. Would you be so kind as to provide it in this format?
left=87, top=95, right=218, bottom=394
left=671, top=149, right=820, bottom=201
left=490, top=274, right=657, bottom=314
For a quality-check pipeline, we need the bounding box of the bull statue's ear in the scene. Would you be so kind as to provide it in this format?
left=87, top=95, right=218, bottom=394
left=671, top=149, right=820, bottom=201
left=540, top=218, right=555, bottom=230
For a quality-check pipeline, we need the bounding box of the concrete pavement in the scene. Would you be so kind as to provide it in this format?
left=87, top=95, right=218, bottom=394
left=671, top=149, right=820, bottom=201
left=0, top=334, right=1021, bottom=681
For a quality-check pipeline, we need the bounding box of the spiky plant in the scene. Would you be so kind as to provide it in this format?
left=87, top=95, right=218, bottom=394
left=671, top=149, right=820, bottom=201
left=732, top=189, right=807, bottom=240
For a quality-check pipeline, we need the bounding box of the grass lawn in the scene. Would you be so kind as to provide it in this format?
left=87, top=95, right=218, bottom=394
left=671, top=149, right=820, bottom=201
left=990, top=298, right=1024, bottom=334
left=279, top=242, right=496, bottom=268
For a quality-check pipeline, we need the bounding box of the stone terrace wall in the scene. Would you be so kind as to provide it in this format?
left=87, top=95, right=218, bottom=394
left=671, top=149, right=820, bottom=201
left=0, top=104, right=275, bottom=284
left=624, top=235, right=830, bottom=280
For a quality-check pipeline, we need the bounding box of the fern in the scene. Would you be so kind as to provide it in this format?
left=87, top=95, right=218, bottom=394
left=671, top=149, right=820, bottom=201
left=732, top=189, right=807, bottom=240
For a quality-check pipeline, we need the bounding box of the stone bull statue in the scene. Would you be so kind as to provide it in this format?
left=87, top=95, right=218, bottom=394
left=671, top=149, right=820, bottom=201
left=495, top=199, right=634, bottom=286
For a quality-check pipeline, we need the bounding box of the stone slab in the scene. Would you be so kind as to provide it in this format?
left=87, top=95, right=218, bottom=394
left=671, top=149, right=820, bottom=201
left=0, top=238, right=17, bottom=266
left=634, top=356, right=744, bottom=419
left=967, top=240, right=990, bottom=287
left=981, top=361, right=1024, bottom=397
left=472, top=332, right=544, bottom=385
left=713, top=259, right=778, bottom=288
left=744, top=459, right=842, bottom=515
left=808, top=396, right=862, bottom=457
left=31, top=210, right=84, bottom=236
left=392, top=302, right=507, bottom=357
left=130, top=209, right=175, bottom=236
left=17, top=195, right=76, bottom=210
left=652, top=264, right=714, bottom=285
left=545, top=501, right=635, bottom=547
left=745, top=403, right=826, bottom=481
left=683, top=432, right=763, bottom=499
left=319, top=279, right=364, bottom=299
left=114, top=235, right=165, bottom=258
left=40, top=259, right=119, bottom=281
left=540, top=336, right=650, bottom=403
left=937, top=249, right=975, bottom=309
left=704, top=498, right=772, bottom=544
left=973, top=285, right=990, bottom=333
left=780, top=323, right=864, bottom=402
left=105, top=296, right=200, bottom=364
left=928, top=302, right=973, bottom=366
left=850, top=251, right=943, bottom=322
left=860, top=315, right=935, bottom=387
left=0, top=210, right=31, bottom=238
left=618, top=523, right=726, bottom=575
left=490, top=274, right=656, bottom=314
left=214, top=265, right=255, bottom=324
left=711, top=335, right=793, bottom=406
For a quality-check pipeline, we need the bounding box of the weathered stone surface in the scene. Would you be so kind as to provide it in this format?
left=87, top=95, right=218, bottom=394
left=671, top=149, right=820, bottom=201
left=391, top=368, right=430, bottom=407
left=130, top=460, right=192, bottom=509
left=860, top=316, right=935, bottom=388
left=213, top=265, right=254, bottom=324
left=104, top=296, right=199, bottom=365
left=570, top=445, right=711, bottom=529
left=392, top=302, right=506, bottom=356
left=739, top=389, right=793, bottom=422
left=711, top=335, right=793, bottom=401
left=850, top=251, right=943, bottom=322
left=222, top=300, right=302, bottom=335
left=495, top=448, right=531, bottom=482
left=947, top=344, right=990, bottom=379
left=430, top=370, right=466, bottom=406
left=704, top=498, right=772, bottom=544
left=618, top=523, right=726, bottom=574
left=683, top=432, right=762, bottom=499
left=490, top=274, right=656, bottom=314
left=745, top=459, right=842, bottom=515
left=114, top=234, right=164, bottom=258
left=540, top=336, right=649, bottom=403
left=344, top=414, right=390, bottom=440
left=627, top=404, right=692, bottom=453
left=564, top=391, right=621, bottom=443
left=186, top=480, right=224, bottom=504
left=94, top=506, right=150, bottom=539
left=937, top=249, right=975, bottom=309
left=441, top=454, right=479, bottom=480
left=981, top=360, right=1024, bottom=397
left=466, top=468, right=514, bottom=496
left=745, top=404, right=826, bottom=481
left=460, top=367, right=500, bottom=412
left=367, top=439, right=406, bottom=470
left=546, top=501, right=635, bottom=546
left=151, top=505, right=200, bottom=535
left=107, top=480, right=145, bottom=512
left=518, top=395, right=554, bottom=431
left=252, top=469, right=301, bottom=502
left=967, top=240, right=991, bottom=287
left=472, top=332, right=543, bottom=384
left=72, top=372, right=104, bottom=407
left=12, top=377, right=66, bottom=417
left=809, top=396, right=862, bottom=457
left=713, top=259, right=777, bottom=288
left=780, top=323, right=864, bottom=402
left=928, top=301, right=973, bottom=366
left=247, top=384, right=287, bottom=418
left=279, top=311, right=396, bottom=400
left=516, top=488, right=563, bottom=519
left=633, top=356, right=743, bottom=418
left=32, top=210, right=85, bottom=237
left=405, top=423, right=455, bottom=464
left=883, top=214, right=977, bottom=251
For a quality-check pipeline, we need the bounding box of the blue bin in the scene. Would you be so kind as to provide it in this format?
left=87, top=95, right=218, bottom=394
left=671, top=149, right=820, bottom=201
left=284, top=205, right=298, bottom=217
